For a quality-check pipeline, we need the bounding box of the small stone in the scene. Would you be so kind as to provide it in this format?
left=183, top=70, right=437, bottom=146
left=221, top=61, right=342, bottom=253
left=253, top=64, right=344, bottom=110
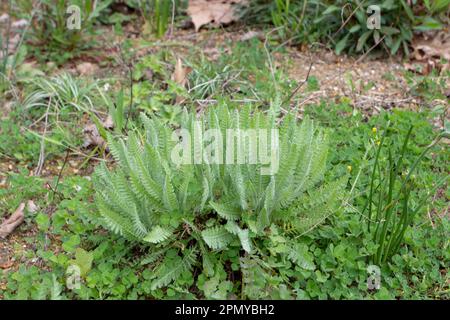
left=27, top=200, right=38, bottom=213
left=0, top=13, right=10, bottom=24
left=11, top=19, right=28, bottom=29
left=240, top=30, right=261, bottom=41
left=69, top=160, right=77, bottom=167
left=76, top=62, right=99, bottom=76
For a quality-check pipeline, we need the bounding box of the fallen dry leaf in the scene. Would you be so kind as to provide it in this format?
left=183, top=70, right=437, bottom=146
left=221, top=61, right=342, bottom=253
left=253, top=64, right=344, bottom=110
left=102, top=115, right=114, bottom=129
left=0, top=203, right=25, bottom=238
left=172, top=57, right=192, bottom=104
left=187, top=0, right=248, bottom=32
left=82, top=123, right=106, bottom=149
left=413, top=31, right=450, bottom=61
left=410, top=31, right=450, bottom=74
left=82, top=116, right=114, bottom=149
left=172, top=57, right=191, bottom=87
left=0, top=260, right=13, bottom=270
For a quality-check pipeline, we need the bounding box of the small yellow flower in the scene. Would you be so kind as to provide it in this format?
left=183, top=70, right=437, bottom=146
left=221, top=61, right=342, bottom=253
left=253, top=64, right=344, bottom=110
left=347, top=165, right=352, bottom=173
left=372, top=127, right=377, bottom=134
left=376, top=140, right=381, bottom=146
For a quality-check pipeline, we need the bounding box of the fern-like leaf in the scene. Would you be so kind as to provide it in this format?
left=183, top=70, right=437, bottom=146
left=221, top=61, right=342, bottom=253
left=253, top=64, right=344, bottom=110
left=201, top=226, right=233, bottom=250
left=151, top=247, right=198, bottom=290
left=143, top=225, right=172, bottom=244
left=210, top=202, right=241, bottom=221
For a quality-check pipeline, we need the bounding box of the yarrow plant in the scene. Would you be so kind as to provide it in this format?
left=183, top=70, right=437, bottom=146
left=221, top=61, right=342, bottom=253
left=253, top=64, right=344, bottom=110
left=170, top=121, right=280, bottom=175
left=92, top=105, right=347, bottom=289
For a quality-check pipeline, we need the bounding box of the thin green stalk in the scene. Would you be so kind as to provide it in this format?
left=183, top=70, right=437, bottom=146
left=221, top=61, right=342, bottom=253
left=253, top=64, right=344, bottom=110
left=389, top=175, right=448, bottom=256
left=367, top=121, right=390, bottom=232
left=298, top=0, right=308, bottom=30
left=371, top=129, right=447, bottom=263
left=394, top=126, right=413, bottom=178
left=379, top=126, right=413, bottom=262
left=376, top=148, right=396, bottom=264
left=385, top=132, right=445, bottom=248
left=383, top=186, right=410, bottom=262
left=373, top=163, right=385, bottom=246
left=397, top=133, right=445, bottom=196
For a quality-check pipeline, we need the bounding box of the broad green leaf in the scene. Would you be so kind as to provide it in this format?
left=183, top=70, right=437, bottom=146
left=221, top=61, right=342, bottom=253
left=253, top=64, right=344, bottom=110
left=335, top=34, right=349, bottom=55
left=69, top=248, right=93, bottom=277
left=356, top=31, right=372, bottom=52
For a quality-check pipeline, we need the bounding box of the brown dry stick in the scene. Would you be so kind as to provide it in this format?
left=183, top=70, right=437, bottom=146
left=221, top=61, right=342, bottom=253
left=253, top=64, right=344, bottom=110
left=0, top=202, right=25, bottom=238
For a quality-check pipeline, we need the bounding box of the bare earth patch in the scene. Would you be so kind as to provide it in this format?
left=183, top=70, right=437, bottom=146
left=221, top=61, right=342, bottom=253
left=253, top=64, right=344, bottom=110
left=143, top=27, right=448, bottom=117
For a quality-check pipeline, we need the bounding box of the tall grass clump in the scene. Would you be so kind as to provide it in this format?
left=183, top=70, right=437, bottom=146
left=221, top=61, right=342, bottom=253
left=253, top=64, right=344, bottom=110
left=365, top=123, right=448, bottom=264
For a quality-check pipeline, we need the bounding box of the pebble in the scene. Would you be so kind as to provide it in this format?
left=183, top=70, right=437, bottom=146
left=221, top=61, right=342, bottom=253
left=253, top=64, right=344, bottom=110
left=0, top=13, right=9, bottom=24
left=11, top=19, right=28, bottom=29
left=69, top=160, right=78, bottom=167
